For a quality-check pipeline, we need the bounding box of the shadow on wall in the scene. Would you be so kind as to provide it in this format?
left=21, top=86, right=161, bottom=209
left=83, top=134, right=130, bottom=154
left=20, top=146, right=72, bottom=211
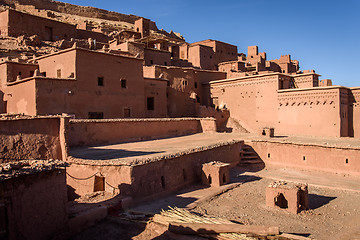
left=70, top=148, right=165, bottom=160
left=308, top=194, right=336, bottom=210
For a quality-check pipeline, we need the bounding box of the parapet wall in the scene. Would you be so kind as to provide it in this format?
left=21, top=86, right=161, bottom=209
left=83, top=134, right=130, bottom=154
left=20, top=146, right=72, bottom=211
left=68, top=118, right=217, bottom=147
left=248, top=140, right=360, bottom=176
left=0, top=115, right=66, bottom=163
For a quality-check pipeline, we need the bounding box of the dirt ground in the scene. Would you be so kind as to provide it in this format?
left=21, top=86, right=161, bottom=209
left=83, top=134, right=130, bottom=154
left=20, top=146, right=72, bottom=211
left=71, top=163, right=360, bottom=240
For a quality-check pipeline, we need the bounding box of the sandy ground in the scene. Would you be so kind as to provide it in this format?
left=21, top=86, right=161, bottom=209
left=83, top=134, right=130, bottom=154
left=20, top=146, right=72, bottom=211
left=71, top=163, right=360, bottom=240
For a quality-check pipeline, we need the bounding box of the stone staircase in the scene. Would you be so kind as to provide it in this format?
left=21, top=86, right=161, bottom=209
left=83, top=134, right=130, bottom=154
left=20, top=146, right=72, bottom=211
left=240, top=144, right=263, bottom=164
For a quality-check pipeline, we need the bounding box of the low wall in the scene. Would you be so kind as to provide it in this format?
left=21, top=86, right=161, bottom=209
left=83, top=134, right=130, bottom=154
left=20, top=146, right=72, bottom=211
left=0, top=115, right=67, bottom=163
left=248, top=140, right=360, bottom=176
left=68, top=118, right=216, bottom=147
left=66, top=140, right=242, bottom=202
left=0, top=169, right=68, bottom=240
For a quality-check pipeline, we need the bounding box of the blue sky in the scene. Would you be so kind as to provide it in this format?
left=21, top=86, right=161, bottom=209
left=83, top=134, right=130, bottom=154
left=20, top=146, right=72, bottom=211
left=62, top=0, right=360, bottom=87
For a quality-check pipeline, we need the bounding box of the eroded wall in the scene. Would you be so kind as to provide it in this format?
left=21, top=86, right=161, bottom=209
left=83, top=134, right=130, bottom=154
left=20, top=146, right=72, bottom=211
left=0, top=170, right=68, bottom=240
left=68, top=118, right=209, bottom=147
left=0, top=117, right=63, bottom=162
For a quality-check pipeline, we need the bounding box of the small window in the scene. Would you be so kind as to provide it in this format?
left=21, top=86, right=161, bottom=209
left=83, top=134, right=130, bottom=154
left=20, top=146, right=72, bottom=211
left=194, top=82, right=198, bottom=88
left=57, top=69, right=61, bottom=78
left=303, top=156, right=306, bottom=161
left=164, top=62, right=167, bottom=66
left=136, top=28, right=139, bottom=32
left=88, top=112, right=103, bottom=119
left=97, top=77, right=104, bottom=86
left=121, top=79, right=127, bottom=88
left=18, top=72, right=22, bottom=76
left=124, top=108, right=131, bottom=118
left=41, top=72, right=47, bottom=77
left=147, top=97, right=154, bottom=111
left=93, top=176, right=105, bottom=192
left=345, top=158, right=349, bottom=164
left=268, top=153, right=271, bottom=158
left=150, top=60, right=153, bottom=65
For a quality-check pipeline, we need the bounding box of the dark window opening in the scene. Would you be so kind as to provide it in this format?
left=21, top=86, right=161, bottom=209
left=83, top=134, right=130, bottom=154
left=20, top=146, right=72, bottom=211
left=45, top=26, right=53, bottom=41
left=57, top=69, right=62, bottom=78
left=41, top=72, right=47, bottom=77
left=136, top=28, right=139, bottom=32
left=346, top=158, right=349, bottom=164
left=150, top=60, right=153, bottom=65
left=196, top=96, right=200, bottom=103
left=161, top=176, right=165, bottom=189
left=275, top=193, right=288, bottom=209
left=164, top=62, right=167, bottom=66
left=94, top=176, right=105, bottom=192
left=262, top=130, right=266, bottom=136
left=147, top=97, right=154, bottom=111
left=88, top=112, right=104, bottom=119
left=208, top=174, right=212, bottom=184
left=121, top=79, right=127, bottom=88
left=194, top=82, right=198, bottom=88
left=97, top=77, right=104, bottom=86
left=268, top=153, right=271, bottom=158
left=303, top=156, right=306, bottom=161
left=124, top=108, right=131, bottom=118
left=18, top=72, right=22, bottom=76
left=183, top=169, right=187, bottom=181
left=222, top=173, right=226, bottom=184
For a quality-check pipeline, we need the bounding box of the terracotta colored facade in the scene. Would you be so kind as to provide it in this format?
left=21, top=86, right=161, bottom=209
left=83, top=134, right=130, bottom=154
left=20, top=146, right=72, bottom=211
left=0, top=8, right=360, bottom=140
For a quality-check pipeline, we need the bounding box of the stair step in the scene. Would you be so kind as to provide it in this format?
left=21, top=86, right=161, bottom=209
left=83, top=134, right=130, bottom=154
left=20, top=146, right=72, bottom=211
left=240, top=159, right=264, bottom=164
left=242, top=156, right=258, bottom=160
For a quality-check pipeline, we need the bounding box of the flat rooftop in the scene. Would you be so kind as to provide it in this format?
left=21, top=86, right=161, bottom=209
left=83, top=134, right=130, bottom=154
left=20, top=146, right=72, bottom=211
left=69, top=132, right=360, bottom=166
left=68, top=133, right=242, bottom=166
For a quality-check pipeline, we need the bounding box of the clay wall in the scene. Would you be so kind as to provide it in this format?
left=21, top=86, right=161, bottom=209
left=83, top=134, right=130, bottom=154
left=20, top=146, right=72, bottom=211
left=5, top=62, right=39, bottom=84
left=67, top=141, right=241, bottom=201
left=0, top=116, right=63, bottom=162
left=293, top=73, right=319, bottom=88
left=248, top=140, right=360, bottom=176
left=75, top=29, right=109, bottom=43
left=34, top=78, right=77, bottom=116
left=35, top=48, right=145, bottom=118
left=113, top=41, right=145, bottom=59
left=277, top=87, right=348, bottom=137
left=66, top=164, right=132, bottom=198
left=144, top=65, right=225, bottom=117
left=0, top=10, right=9, bottom=36
left=144, top=78, right=168, bottom=118
left=6, top=9, right=76, bottom=40
left=349, top=88, right=360, bottom=138
left=218, top=61, right=246, bottom=73
left=75, top=48, right=145, bottom=118
left=319, top=79, right=332, bottom=87
left=37, top=48, right=76, bottom=79
left=130, top=142, right=241, bottom=199
left=68, top=118, right=212, bottom=147
left=144, top=48, right=171, bottom=66
left=188, top=44, right=215, bottom=70
left=0, top=170, right=68, bottom=240
left=5, top=79, right=36, bottom=115
left=210, top=74, right=282, bottom=132
left=195, top=40, right=238, bottom=66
